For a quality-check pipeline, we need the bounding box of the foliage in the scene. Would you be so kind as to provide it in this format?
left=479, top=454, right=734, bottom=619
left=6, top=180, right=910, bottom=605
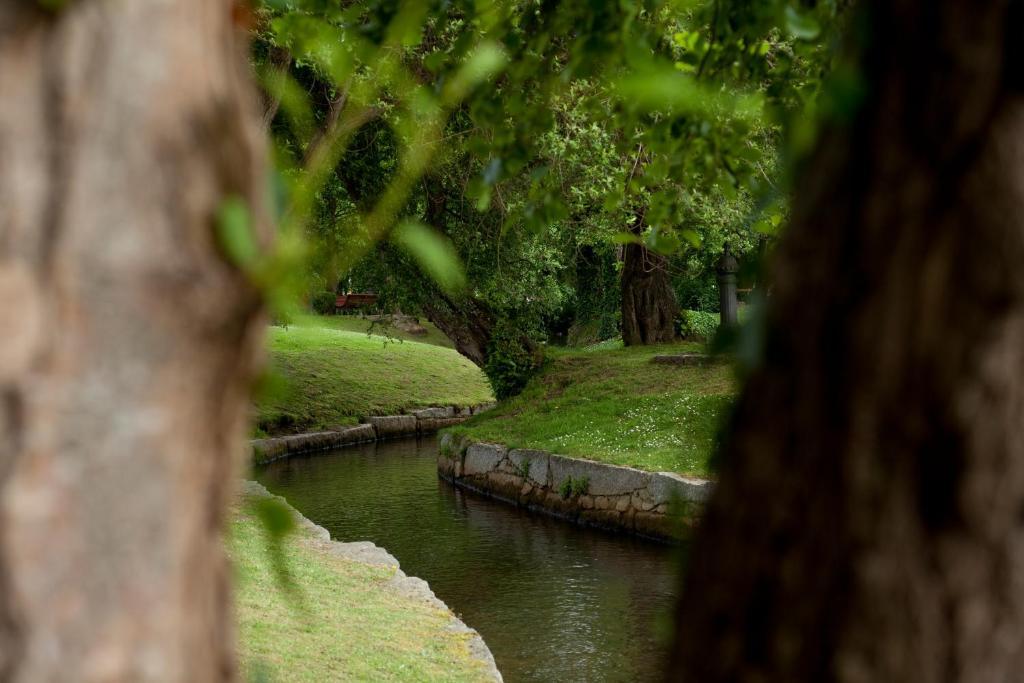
left=677, top=309, right=720, bottom=341
left=255, top=317, right=492, bottom=435
left=310, top=290, right=336, bottom=315
left=558, top=476, right=590, bottom=499
left=449, top=343, right=736, bottom=476
left=250, top=0, right=845, bottom=365
left=482, top=323, right=543, bottom=401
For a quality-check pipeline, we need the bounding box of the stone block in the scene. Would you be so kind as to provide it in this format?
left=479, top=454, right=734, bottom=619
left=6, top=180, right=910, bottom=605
left=548, top=454, right=651, bottom=497
left=334, top=423, right=376, bottom=445
left=614, top=496, right=631, bottom=512
left=508, top=449, right=550, bottom=487
left=463, top=443, right=506, bottom=476
left=281, top=431, right=333, bottom=453
left=409, top=406, right=455, bottom=419
left=438, top=432, right=454, bottom=452
left=457, top=406, right=473, bottom=417
left=472, top=402, right=497, bottom=415
left=586, top=509, right=622, bottom=527
left=418, top=417, right=464, bottom=433
left=632, top=491, right=658, bottom=512
left=364, top=415, right=417, bottom=437
left=648, top=472, right=714, bottom=505
left=251, top=438, right=287, bottom=464
left=485, top=471, right=522, bottom=496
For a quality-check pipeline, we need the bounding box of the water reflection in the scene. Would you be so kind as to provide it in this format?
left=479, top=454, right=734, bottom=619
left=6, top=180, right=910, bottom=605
left=257, top=435, right=681, bottom=683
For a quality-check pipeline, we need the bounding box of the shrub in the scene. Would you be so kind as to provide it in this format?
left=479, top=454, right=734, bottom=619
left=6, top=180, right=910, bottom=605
left=484, top=325, right=543, bottom=400
left=676, top=309, right=719, bottom=341
left=311, top=291, right=336, bottom=315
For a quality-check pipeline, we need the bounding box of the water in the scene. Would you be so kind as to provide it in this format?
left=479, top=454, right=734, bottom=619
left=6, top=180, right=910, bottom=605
left=256, top=435, right=681, bottom=683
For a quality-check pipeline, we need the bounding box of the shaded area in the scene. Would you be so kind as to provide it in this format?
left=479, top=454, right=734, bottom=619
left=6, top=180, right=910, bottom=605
left=256, top=435, right=681, bottom=683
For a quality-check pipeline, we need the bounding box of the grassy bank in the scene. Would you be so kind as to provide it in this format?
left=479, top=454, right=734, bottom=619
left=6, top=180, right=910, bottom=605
left=448, top=342, right=735, bottom=477
left=255, top=316, right=493, bottom=436
left=230, top=493, right=494, bottom=682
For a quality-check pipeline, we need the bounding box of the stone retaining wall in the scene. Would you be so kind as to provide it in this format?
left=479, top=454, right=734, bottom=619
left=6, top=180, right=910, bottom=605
left=251, top=403, right=495, bottom=465
left=437, top=434, right=713, bottom=542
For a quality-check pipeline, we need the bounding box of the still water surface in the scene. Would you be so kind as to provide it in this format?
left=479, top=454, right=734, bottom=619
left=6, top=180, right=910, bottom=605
left=256, top=435, right=681, bottom=683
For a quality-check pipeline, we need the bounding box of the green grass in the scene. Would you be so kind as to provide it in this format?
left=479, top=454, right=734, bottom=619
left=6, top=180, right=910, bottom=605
left=448, top=342, right=735, bottom=477
left=255, top=316, right=493, bottom=435
left=229, top=499, right=493, bottom=682
left=296, top=313, right=456, bottom=349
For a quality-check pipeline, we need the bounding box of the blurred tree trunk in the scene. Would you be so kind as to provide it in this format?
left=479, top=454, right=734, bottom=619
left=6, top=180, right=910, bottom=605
left=0, top=2, right=266, bottom=681
left=670, top=1, right=1024, bottom=681
left=622, top=217, right=678, bottom=346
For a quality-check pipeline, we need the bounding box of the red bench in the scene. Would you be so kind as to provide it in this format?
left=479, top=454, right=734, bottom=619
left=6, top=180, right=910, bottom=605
left=335, top=293, right=378, bottom=311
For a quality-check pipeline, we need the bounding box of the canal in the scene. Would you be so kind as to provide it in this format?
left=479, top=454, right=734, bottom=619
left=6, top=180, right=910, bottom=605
left=256, top=435, right=682, bottom=682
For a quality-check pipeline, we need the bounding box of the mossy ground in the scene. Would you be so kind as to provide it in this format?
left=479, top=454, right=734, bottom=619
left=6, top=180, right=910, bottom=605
left=254, top=315, right=493, bottom=436
left=229, top=496, right=493, bottom=682
left=448, top=342, right=736, bottom=477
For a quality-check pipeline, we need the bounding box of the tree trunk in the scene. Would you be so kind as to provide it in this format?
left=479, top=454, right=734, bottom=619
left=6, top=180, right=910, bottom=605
left=0, top=3, right=266, bottom=681
left=670, top=2, right=1024, bottom=681
left=415, top=175, right=502, bottom=367
left=420, top=293, right=497, bottom=368
left=621, top=231, right=678, bottom=346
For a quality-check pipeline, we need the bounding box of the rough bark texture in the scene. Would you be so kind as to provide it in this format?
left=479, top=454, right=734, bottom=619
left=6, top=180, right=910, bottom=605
left=415, top=176, right=501, bottom=367
left=420, top=293, right=497, bottom=367
left=621, top=235, right=679, bottom=346
left=671, top=1, right=1024, bottom=681
left=0, top=2, right=266, bottom=681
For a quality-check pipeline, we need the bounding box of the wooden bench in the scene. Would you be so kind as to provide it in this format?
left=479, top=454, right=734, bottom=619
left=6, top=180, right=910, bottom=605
left=334, top=293, right=378, bottom=312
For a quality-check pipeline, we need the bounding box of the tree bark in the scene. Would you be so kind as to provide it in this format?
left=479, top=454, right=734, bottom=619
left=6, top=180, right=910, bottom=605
left=0, top=2, right=266, bottom=681
left=420, top=292, right=497, bottom=367
left=670, top=1, right=1024, bottom=681
left=621, top=223, right=678, bottom=345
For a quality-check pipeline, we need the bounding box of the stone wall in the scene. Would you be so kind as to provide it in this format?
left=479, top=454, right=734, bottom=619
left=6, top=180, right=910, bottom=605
left=251, top=403, right=495, bottom=465
left=437, top=434, right=713, bottom=542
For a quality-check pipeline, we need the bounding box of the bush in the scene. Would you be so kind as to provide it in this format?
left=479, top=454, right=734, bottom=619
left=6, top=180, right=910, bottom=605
left=311, top=291, right=336, bottom=315
left=484, top=326, right=543, bottom=400
left=676, top=309, right=719, bottom=341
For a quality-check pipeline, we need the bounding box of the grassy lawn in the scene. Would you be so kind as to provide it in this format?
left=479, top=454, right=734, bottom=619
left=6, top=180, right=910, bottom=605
left=230, top=495, right=494, bottom=682
left=255, top=316, right=493, bottom=436
left=448, top=342, right=736, bottom=478
left=296, top=313, right=456, bottom=349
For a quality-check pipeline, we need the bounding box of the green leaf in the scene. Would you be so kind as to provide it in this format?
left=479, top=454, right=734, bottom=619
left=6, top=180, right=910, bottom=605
left=681, top=229, right=701, bottom=248
left=385, top=1, right=429, bottom=47
left=613, top=62, right=763, bottom=120
left=611, top=231, right=642, bottom=245
left=444, top=41, right=508, bottom=103
left=784, top=6, right=821, bottom=41
left=391, top=221, right=467, bottom=294
left=253, top=496, right=296, bottom=539
left=216, top=196, right=259, bottom=269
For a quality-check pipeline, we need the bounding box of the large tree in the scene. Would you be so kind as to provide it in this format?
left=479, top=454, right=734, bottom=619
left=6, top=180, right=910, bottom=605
left=0, top=2, right=267, bottom=679
left=670, top=1, right=1024, bottom=679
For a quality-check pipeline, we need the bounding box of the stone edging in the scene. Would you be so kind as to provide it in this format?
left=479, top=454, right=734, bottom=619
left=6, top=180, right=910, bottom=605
left=437, top=434, right=713, bottom=542
left=240, top=481, right=503, bottom=682
left=251, top=403, right=495, bottom=465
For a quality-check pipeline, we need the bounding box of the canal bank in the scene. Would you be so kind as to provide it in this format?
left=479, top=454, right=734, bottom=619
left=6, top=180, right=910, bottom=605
left=231, top=480, right=502, bottom=682
left=254, top=435, right=681, bottom=683
left=438, top=434, right=712, bottom=542
left=251, top=403, right=495, bottom=465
